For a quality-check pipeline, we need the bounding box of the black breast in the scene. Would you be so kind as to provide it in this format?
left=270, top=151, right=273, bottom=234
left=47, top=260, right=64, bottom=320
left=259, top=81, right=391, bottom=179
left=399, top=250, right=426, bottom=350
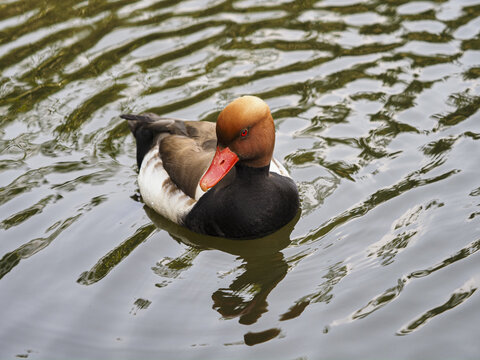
left=184, top=164, right=299, bottom=239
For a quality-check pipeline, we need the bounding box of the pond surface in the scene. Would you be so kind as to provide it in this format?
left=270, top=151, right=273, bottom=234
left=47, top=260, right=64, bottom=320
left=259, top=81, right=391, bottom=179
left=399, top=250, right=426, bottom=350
left=1, top=0, right=480, bottom=359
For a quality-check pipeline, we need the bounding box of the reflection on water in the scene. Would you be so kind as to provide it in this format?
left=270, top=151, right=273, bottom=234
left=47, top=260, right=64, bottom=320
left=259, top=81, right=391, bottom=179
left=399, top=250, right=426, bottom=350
left=1, top=0, right=480, bottom=358
left=77, top=223, right=156, bottom=285
left=147, top=207, right=296, bottom=339
left=397, top=278, right=477, bottom=336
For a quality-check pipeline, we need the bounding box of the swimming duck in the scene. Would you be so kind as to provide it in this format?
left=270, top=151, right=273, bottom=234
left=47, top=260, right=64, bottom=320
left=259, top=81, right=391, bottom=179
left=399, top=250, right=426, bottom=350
left=122, top=96, right=299, bottom=239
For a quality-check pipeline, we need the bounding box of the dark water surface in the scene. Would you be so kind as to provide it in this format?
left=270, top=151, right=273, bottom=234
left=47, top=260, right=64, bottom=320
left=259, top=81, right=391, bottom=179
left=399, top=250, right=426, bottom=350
left=1, top=0, right=480, bottom=358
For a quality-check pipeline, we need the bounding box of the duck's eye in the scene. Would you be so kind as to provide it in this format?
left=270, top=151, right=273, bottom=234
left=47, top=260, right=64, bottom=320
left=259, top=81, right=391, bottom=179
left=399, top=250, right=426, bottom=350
left=240, top=128, right=248, bottom=137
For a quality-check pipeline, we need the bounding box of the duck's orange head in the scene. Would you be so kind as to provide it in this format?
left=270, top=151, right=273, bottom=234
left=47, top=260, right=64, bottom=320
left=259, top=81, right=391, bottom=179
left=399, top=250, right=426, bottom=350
left=200, top=96, right=275, bottom=191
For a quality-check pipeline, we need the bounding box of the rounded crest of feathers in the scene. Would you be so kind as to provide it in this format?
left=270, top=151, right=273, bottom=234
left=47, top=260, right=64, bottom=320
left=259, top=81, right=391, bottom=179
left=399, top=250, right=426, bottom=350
left=216, top=96, right=272, bottom=144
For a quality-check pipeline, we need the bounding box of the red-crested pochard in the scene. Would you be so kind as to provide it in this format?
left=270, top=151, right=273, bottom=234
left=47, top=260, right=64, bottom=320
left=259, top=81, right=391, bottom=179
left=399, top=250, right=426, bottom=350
left=122, top=96, right=299, bottom=239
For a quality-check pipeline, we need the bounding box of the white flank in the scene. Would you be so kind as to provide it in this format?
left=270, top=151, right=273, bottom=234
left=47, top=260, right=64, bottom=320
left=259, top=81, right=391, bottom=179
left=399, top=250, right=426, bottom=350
left=138, top=146, right=196, bottom=224
left=271, top=157, right=291, bottom=178
left=194, top=182, right=206, bottom=200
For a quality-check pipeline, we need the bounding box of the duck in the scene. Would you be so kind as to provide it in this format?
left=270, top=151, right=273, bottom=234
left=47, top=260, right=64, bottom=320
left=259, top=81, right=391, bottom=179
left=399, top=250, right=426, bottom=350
left=121, top=95, right=299, bottom=239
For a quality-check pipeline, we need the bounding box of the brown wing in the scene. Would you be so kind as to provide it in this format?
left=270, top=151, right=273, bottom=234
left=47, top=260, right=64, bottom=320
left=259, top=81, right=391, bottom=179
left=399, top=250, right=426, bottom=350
left=160, top=121, right=216, bottom=199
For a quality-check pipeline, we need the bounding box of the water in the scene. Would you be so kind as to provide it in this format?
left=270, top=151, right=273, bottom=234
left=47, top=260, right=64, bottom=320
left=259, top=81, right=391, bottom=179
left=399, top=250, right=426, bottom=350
left=1, top=0, right=480, bottom=358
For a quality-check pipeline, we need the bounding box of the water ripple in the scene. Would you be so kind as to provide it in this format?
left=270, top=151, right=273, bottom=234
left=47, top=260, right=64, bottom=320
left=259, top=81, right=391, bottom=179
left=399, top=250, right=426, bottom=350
left=1, top=0, right=480, bottom=358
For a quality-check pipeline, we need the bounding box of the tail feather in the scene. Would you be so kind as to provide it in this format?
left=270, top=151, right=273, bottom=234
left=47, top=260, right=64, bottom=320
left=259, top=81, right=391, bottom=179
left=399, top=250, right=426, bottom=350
left=122, top=113, right=189, bottom=168
left=121, top=113, right=188, bottom=137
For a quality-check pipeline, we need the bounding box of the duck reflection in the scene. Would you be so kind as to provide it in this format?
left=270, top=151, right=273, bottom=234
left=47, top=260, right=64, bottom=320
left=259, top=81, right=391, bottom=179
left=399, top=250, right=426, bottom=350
left=76, top=204, right=298, bottom=332
left=211, top=251, right=287, bottom=325
left=145, top=206, right=299, bottom=325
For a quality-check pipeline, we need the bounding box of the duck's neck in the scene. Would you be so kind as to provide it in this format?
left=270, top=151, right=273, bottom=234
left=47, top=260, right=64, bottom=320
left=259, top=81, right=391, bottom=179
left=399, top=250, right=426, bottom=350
left=235, top=163, right=270, bottom=180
